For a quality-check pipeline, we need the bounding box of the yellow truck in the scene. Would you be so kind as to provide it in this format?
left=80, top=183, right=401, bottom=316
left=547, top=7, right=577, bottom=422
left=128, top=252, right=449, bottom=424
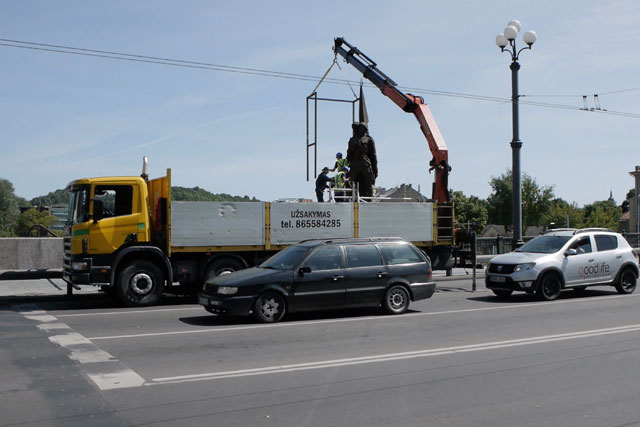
left=63, top=159, right=453, bottom=306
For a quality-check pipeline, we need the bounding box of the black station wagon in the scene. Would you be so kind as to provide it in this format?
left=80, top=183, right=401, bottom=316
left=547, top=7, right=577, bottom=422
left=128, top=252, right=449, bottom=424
left=198, top=237, right=436, bottom=323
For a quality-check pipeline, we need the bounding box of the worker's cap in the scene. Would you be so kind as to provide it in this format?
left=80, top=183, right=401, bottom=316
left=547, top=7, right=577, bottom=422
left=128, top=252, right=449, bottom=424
left=322, top=166, right=329, bottom=172
left=341, top=166, right=349, bottom=172
left=336, top=152, right=343, bottom=158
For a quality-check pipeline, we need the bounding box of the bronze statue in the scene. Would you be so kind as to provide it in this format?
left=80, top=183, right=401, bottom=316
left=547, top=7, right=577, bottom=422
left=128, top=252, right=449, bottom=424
left=346, top=122, right=377, bottom=198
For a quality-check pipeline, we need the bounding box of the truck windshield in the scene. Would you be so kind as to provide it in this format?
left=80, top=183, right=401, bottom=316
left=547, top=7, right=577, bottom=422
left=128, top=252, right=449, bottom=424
left=515, top=235, right=571, bottom=254
left=260, top=246, right=313, bottom=270
left=67, top=186, right=90, bottom=225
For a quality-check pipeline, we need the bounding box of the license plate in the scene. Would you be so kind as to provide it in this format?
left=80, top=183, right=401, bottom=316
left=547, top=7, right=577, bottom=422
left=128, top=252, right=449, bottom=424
left=198, top=296, right=209, bottom=306
left=491, top=276, right=506, bottom=282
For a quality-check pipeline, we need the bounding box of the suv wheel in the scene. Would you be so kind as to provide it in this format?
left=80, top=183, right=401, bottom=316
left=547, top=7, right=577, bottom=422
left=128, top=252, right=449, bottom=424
left=615, top=269, right=637, bottom=294
left=536, top=273, right=562, bottom=301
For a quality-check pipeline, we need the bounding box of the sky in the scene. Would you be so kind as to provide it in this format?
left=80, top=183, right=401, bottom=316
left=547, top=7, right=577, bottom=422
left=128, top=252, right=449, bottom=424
left=0, top=0, right=639, bottom=207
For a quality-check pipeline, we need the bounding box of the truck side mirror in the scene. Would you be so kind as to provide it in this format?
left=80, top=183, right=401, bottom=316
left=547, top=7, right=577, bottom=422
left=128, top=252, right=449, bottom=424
left=93, top=199, right=104, bottom=223
left=298, top=266, right=312, bottom=276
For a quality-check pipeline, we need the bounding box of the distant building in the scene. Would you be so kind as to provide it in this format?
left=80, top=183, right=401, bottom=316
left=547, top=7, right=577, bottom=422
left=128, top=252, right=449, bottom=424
left=375, top=184, right=429, bottom=202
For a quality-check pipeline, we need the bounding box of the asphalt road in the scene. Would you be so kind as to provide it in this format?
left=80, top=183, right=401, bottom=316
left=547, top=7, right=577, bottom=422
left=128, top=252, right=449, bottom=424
left=2, top=277, right=640, bottom=426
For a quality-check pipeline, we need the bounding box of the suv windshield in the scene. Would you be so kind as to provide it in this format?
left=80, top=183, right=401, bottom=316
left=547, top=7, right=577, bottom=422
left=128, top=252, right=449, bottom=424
left=516, top=235, right=571, bottom=254
left=260, top=245, right=313, bottom=270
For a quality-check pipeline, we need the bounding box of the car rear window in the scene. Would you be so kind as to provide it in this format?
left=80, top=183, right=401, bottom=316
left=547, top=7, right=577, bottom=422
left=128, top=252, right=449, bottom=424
left=595, top=235, right=618, bottom=251
left=379, top=244, right=423, bottom=265
left=345, top=245, right=383, bottom=268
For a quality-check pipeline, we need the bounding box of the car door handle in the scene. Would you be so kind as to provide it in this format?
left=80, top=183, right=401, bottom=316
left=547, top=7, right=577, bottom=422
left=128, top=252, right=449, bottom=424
left=616, top=255, right=622, bottom=259
left=377, top=272, right=388, bottom=278
left=588, top=259, right=594, bottom=262
left=332, top=275, right=344, bottom=282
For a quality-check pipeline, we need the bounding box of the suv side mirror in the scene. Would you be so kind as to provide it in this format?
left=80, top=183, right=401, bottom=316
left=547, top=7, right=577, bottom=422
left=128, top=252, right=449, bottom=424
left=564, top=248, right=577, bottom=257
left=298, top=266, right=312, bottom=276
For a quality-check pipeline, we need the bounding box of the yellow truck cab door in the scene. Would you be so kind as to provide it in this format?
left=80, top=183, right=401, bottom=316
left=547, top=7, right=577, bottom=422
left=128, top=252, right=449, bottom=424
left=89, top=182, right=147, bottom=254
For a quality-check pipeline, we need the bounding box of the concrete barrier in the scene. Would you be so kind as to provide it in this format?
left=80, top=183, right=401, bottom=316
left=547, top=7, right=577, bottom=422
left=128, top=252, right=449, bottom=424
left=0, top=238, right=63, bottom=270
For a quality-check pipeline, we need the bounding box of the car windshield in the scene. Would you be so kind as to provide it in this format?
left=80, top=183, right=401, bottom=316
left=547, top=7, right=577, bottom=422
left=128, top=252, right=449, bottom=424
left=260, top=246, right=313, bottom=270
left=515, top=235, right=571, bottom=253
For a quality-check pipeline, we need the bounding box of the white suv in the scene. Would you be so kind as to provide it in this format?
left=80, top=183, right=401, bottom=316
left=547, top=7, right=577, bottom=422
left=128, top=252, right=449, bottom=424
left=486, top=228, right=639, bottom=300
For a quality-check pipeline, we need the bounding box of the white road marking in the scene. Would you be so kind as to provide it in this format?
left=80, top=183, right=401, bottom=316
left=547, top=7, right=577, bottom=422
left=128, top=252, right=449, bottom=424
left=68, top=348, right=116, bottom=364
left=89, top=293, right=640, bottom=341
left=149, top=323, right=640, bottom=386
left=49, top=332, right=92, bottom=347
left=87, top=369, right=146, bottom=390
left=56, top=307, right=203, bottom=318
left=37, top=323, right=71, bottom=332
left=22, top=314, right=58, bottom=322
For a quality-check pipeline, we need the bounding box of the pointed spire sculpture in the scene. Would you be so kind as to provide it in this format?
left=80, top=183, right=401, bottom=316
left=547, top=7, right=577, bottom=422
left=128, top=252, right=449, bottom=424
left=358, top=84, right=369, bottom=124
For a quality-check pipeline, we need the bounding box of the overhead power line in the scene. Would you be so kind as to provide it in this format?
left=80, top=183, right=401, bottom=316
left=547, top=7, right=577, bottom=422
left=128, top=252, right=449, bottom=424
left=1, top=38, right=639, bottom=119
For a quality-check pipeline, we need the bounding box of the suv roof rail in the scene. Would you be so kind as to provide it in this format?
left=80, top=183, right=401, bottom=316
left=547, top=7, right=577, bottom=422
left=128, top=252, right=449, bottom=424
left=544, top=228, right=576, bottom=234
left=574, top=228, right=614, bottom=234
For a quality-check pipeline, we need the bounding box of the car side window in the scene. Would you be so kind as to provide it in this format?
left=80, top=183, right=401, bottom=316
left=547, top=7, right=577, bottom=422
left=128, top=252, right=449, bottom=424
left=345, top=245, right=383, bottom=268
left=595, top=235, right=617, bottom=251
left=379, top=244, right=423, bottom=265
left=303, top=246, right=343, bottom=271
left=570, top=237, right=592, bottom=254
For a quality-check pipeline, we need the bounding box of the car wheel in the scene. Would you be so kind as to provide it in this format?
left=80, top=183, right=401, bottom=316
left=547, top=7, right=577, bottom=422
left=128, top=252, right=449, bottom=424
left=536, top=273, right=562, bottom=301
left=615, top=269, right=637, bottom=294
left=383, top=285, right=410, bottom=315
left=492, top=289, right=513, bottom=298
left=253, top=292, right=286, bottom=323
left=116, top=260, right=165, bottom=307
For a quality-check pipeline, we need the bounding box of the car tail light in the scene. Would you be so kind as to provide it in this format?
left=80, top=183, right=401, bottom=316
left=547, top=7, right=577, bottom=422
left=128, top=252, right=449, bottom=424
left=427, top=269, right=432, bottom=279
left=633, top=250, right=639, bottom=264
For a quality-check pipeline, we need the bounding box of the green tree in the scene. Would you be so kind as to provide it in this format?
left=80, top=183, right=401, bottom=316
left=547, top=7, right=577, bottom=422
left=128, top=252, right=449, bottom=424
left=31, top=189, right=68, bottom=207
left=0, top=178, right=31, bottom=236
left=486, top=170, right=554, bottom=232
left=621, top=189, right=635, bottom=213
left=14, top=208, right=58, bottom=236
left=542, top=198, right=585, bottom=229
left=171, top=186, right=258, bottom=202
left=583, top=200, right=621, bottom=230
left=451, top=190, right=488, bottom=232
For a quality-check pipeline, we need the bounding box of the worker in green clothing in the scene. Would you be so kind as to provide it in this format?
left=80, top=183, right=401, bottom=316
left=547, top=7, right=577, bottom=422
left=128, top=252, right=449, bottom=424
left=334, top=166, right=350, bottom=202
left=330, top=152, right=348, bottom=172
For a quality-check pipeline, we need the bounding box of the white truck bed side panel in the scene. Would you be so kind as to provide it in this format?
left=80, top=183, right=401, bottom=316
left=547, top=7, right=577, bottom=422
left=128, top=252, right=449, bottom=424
left=359, top=203, right=434, bottom=242
left=270, top=203, right=353, bottom=245
left=171, top=202, right=265, bottom=246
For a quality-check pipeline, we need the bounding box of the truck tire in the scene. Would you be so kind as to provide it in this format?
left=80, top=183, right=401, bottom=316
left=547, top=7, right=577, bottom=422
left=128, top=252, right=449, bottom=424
left=116, top=260, right=165, bottom=307
left=205, top=258, right=244, bottom=282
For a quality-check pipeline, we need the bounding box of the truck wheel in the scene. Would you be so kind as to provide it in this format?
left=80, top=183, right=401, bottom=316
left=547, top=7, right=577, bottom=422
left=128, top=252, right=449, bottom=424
left=382, top=285, right=410, bottom=315
left=536, top=272, right=562, bottom=301
left=615, top=269, right=637, bottom=294
left=253, top=292, right=286, bottom=323
left=205, top=258, right=244, bottom=282
left=117, top=260, right=165, bottom=307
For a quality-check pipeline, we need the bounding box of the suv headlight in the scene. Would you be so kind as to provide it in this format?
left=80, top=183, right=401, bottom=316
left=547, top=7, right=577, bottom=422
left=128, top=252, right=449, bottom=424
left=514, top=263, right=535, bottom=272
left=217, top=286, right=238, bottom=295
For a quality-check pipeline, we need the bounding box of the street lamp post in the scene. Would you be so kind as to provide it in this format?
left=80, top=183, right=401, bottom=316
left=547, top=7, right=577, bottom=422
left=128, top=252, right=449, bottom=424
left=496, top=20, right=537, bottom=247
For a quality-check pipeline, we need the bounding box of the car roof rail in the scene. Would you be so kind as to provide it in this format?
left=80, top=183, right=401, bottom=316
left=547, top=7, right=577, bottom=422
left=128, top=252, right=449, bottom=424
left=574, top=228, right=614, bottom=234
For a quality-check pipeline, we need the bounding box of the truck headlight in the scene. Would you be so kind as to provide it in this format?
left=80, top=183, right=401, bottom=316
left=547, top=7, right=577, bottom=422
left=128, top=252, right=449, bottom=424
left=71, top=261, right=89, bottom=271
left=514, top=263, right=535, bottom=272
left=217, top=286, right=238, bottom=295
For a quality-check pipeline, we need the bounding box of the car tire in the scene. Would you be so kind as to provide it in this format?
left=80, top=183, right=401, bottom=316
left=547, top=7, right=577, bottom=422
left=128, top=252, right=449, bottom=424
left=492, top=289, right=513, bottom=298
left=253, top=291, right=286, bottom=323
left=383, top=285, right=410, bottom=315
left=205, top=258, right=245, bottom=282
left=536, top=272, right=562, bottom=301
left=615, top=269, right=637, bottom=294
left=116, top=260, right=165, bottom=307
